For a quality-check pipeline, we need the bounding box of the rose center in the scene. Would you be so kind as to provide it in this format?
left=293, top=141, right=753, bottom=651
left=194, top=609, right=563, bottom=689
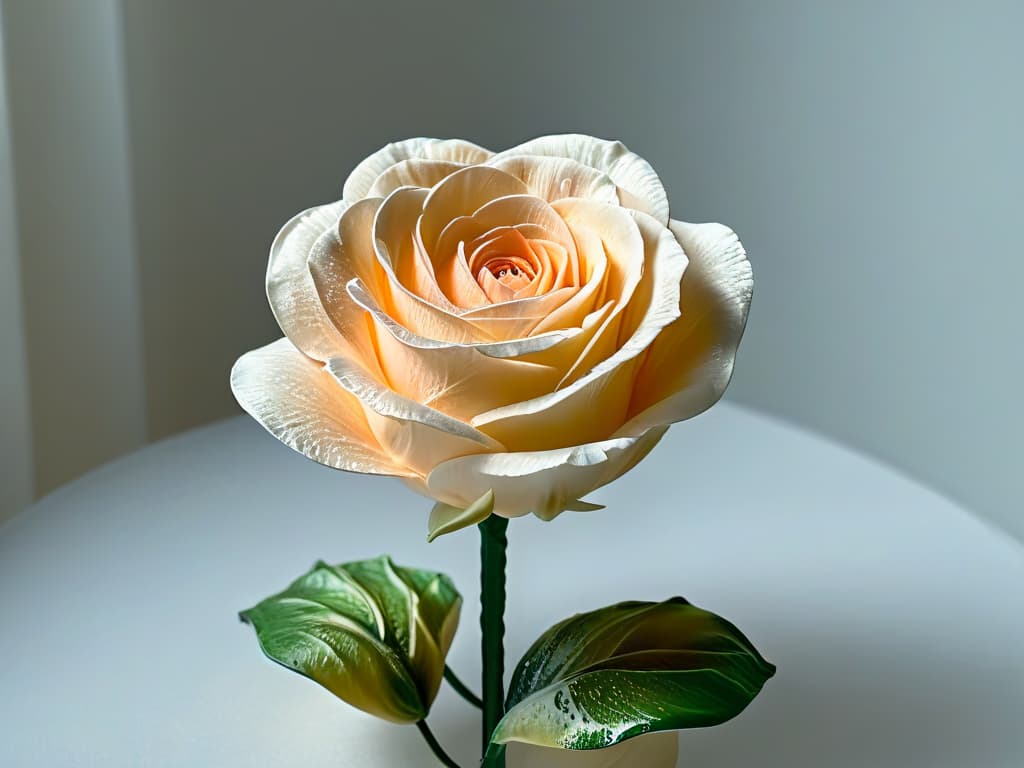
left=486, top=259, right=533, bottom=291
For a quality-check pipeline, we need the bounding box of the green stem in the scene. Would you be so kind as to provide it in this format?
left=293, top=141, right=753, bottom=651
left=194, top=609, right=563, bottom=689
left=444, top=665, right=483, bottom=709
left=479, top=515, right=509, bottom=766
left=416, top=720, right=462, bottom=768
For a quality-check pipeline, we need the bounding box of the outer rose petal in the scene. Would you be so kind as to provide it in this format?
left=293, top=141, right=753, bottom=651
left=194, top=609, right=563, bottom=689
left=325, top=356, right=503, bottom=477
left=485, top=154, right=619, bottom=206
left=343, top=138, right=492, bottom=202
left=366, top=159, right=467, bottom=198
left=490, top=134, right=670, bottom=224
left=266, top=200, right=351, bottom=361
left=507, top=733, right=679, bottom=768
left=617, top=220, right=753, bottom=437
left=415, top=427, right=667, bottom=520
left=230, top=338, right=413, bottom=477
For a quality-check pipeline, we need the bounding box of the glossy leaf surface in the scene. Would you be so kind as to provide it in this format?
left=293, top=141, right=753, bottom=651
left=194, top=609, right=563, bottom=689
left=240, top=556, right=461, bottom=723
left=493, top=598, right=775, bottom=750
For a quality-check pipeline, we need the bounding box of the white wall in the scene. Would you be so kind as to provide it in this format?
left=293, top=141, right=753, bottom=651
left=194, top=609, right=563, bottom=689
left=0, top=4, right=32, bottom=522
left=2, top=0, right=147, bottom=507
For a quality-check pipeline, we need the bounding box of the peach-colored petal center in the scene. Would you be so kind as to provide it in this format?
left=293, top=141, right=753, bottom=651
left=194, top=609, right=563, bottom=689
left=468, top=228, right=540, bottom=296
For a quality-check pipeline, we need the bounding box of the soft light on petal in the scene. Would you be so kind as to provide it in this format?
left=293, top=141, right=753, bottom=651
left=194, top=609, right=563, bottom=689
left=306, top=199, right=386, bottom=364
left=544, top=199, right=647, bottom=385
left=266, top=200, right=351, bottom=361
left=486, top=154, right=619, bottom=206
left=346, top=278, right=582, bottom=359
left=459, top=286, right=580, bottom=340
left=343, top=138, right=492, bottom=202
left=372, top=186, right=457, bottom=310
left=490, top=134, right=670, bottom=224
left=420, top=427, right=667, bottom=519
left=367, top=158, right=467, bottom=198
left=325, top=355, right=502, bottom=476
left=230, top=338, right=411, bottom=476
left=472, top=212, right=687, bottom=451
left=419, top=166, right=530, bottom=253
left=617, top=220, right=753, bottom=436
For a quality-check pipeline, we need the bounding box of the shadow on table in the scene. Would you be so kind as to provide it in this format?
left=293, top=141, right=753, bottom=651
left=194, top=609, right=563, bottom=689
left=678, top=626, right=1015, bottom=767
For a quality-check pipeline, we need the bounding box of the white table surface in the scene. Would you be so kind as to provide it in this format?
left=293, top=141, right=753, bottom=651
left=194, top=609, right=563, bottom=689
left=1, top=402, right=1022, bottom=767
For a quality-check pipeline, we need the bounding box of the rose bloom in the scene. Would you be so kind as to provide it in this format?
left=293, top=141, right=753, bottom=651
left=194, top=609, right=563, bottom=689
left=232, top=135, right=752, bottom=521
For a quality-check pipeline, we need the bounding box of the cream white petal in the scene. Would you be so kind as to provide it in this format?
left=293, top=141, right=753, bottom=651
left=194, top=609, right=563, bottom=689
left=527, top=243, right=608, bottom=338
left=346, top=278, right=581, bottom=358
left=367, top=159, right=468, bottom=198
left=507, top=733, right=679, bottom=768
left=490, top=134, right=669, bottom=224
left=368, top=188, right=504, bottom=342
left=325, top=356, right=502, bottom=476
left=306, top=198, right=386, bottom=364
left=349, top=280, right=563, bottom=420
left=458, top=286, right=580, bottom=339
left=230, top=338, right=411, bottom=476
left=343, top=138, right=492, bottom=202
left=472, top=212, right=688, bottom=451
left=486, top=154, right=619, bottom=205
left=372, top=186, right=457, bottom=310
left=266, top=200, right=351, bottom=361
left=422, top=427, right=667, bottom=519
left=545, top=199, right=646, bottom=385
left=509, top=301, right=615, bottom=370
left=419, top=166, right=531, bottom=252
left=617, top=220, right=753, bottom=437
left=435, top=194, right=578, bottom=268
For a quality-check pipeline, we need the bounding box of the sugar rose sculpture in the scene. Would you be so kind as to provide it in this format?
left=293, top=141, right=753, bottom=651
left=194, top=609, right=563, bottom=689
left=233, top=135, right=772, bottom=768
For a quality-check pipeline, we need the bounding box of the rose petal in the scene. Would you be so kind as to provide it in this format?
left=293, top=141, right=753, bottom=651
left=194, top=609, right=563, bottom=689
left=490, top=134, right=670, bottom=224
left=471, top=212, right=687, bottom=451
left=419, top=166, right=531, bottom=254
left=266, top=200, right=352, bottom=361
left=325, top=356, right=502, bottom=476
left=418, top=427, right=667, bottom=519
left=542, top=199, right=647, bottom=385
left=362, top=302, right=564, bottom=422
left=369, top=189, right=506, bottom=341
left=486, top=154, right=619, bottom=206
left=458, top=286, right=580, bottom=339
left=367, top=159, right=468, bottom=198
left=311, top=191, right=493, bottom=347
left=230, top=338, right=411, bottom=476
left=372, top=187, right=457, bottom=310
left=435, top=194, right=578, bottom=272
left=306, top=199, right=387, bottom=363
left=526, top=237, right=609, bottom=338
left=343, top=138, right=492, bottom=202
left=507, top=732, right=679, bottom=768
left=438, top=241, right=491, bottom=308
left=617, top=220, right=753, bottom=437
left=509, top=301, right=615, bottom=371
left=346, top=278, right=581, bottom=359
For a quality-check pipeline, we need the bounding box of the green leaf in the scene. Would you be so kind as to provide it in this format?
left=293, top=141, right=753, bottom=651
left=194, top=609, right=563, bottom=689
left=239, top=555, right=462, bottom=723
left=492, top=598, right=775, bottom=750
left=428, top=488, right=494, bottom=542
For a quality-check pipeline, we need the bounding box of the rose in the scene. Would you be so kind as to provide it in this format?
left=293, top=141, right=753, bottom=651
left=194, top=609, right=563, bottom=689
left=232, top=134, right=752, bottom=521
